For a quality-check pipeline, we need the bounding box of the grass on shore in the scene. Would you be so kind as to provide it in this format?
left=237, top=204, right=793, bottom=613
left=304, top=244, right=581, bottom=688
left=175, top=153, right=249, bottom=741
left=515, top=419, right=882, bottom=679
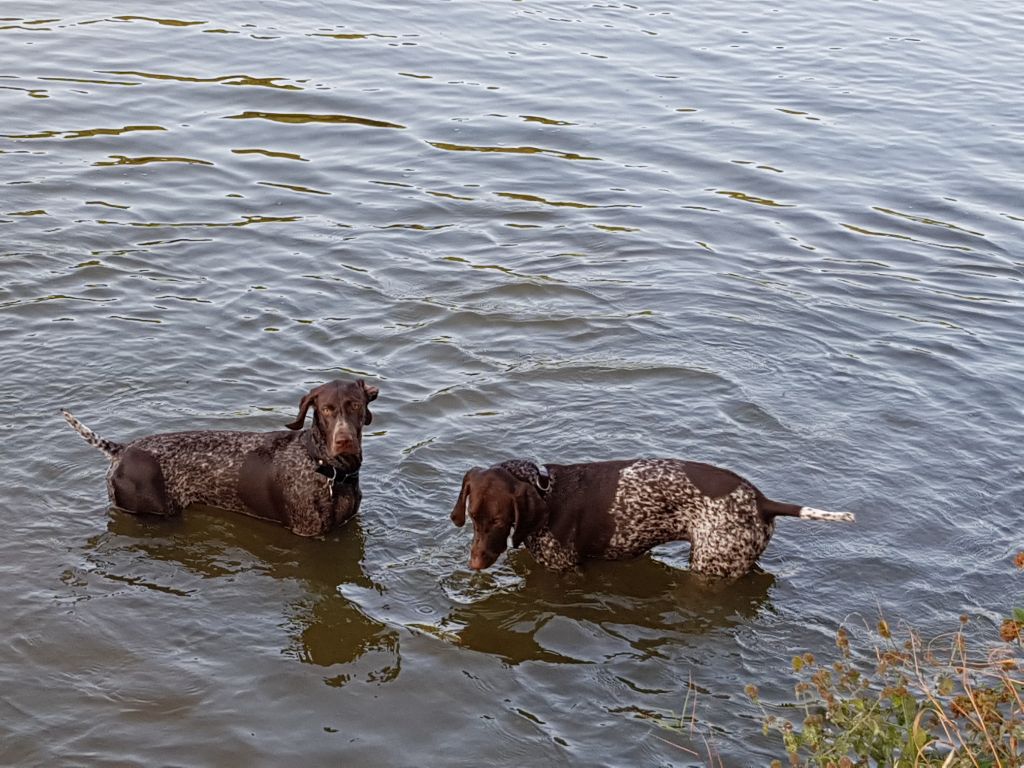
left=749, top=552, right=1024, bottom=767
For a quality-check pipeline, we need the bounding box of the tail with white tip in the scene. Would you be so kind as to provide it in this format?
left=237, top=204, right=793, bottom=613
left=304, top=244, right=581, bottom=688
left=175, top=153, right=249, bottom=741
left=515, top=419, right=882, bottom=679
left=795, top=506, right=855, bottom=523
left=761, top=497, right=855, bottom=523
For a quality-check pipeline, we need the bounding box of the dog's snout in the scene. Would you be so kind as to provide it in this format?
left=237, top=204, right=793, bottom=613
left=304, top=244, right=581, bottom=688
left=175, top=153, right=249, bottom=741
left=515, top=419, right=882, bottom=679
left=469, top=541, right=497, bottom=571
left=331, top=437, right=358, bottom=455
left=329, top=424, right=360, bottom=457
left=469, top=553, right=490, bottom=571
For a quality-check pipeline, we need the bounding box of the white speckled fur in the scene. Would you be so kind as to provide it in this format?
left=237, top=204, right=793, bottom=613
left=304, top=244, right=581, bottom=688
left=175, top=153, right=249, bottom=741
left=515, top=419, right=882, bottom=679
left=497, top=456, right=856, bottom=577
left=523, top=528, right=579, bottom=572
left=798, top=506, right=855, bottom=522
left=464, top=457, right=853, bottom=577
left=61, top=378, right=376, bottom=538
left=597, top=459, right=775, bottom=577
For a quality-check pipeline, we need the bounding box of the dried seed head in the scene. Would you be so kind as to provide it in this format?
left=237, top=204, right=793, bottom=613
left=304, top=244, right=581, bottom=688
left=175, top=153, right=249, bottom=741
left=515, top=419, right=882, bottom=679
left=836, top=626, right=850, bottom=653
left=999, top=619, right=1021, bottom=643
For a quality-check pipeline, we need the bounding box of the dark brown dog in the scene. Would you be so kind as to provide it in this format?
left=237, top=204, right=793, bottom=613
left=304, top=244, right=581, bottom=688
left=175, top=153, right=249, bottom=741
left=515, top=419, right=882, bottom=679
left=451, top=458, right=853, bottom=577
left=63, top=379, right=378, bottom=536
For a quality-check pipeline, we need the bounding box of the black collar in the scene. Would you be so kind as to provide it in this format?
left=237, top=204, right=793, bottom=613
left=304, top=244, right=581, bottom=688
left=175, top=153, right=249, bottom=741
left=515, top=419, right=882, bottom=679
left=303, top=428, right=360, bottom=489
left=315, top=462, right=360, bottom=488
left=496, top=459, right=552, bottom=495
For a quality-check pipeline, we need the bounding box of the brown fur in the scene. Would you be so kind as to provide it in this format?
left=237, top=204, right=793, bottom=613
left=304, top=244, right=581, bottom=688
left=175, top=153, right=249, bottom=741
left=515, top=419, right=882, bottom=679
left=63, top=379, right=379, bottom=536
left=451, top=458, right=854, bottom=577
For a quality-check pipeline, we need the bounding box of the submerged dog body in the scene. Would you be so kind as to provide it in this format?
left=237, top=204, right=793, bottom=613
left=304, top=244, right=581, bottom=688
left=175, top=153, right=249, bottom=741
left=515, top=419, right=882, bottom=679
left=63, top=379, right=379, bottom=537
left=451, top=458, right=854, bottom=577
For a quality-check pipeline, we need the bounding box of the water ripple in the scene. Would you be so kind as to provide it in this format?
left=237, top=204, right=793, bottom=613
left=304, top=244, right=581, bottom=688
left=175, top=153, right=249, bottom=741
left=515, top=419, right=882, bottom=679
left=2, top=1, right=1022, bottom=765
left=226, top=111, right=406, bottom=129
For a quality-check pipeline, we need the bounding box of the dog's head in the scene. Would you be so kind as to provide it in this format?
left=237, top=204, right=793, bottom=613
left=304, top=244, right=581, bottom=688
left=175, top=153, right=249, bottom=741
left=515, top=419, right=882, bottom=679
left=450, top=466, right=547, bottom=570
left=286, top=379, right=379, bottom=470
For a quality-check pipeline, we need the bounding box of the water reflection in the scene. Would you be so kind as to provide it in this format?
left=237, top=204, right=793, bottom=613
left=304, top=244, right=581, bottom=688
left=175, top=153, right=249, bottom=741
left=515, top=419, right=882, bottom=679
left=451, top=560, right=775, bottom=665
left=343, top=555, right=775, bottom=666
left=226, top=111, right=405, bottom=129
left=73, top=507, right=400, bottom=686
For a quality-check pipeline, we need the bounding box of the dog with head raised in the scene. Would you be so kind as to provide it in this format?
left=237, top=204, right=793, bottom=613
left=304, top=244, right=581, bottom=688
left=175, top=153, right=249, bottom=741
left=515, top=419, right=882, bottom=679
left=63, top=378, right=379, bottom=536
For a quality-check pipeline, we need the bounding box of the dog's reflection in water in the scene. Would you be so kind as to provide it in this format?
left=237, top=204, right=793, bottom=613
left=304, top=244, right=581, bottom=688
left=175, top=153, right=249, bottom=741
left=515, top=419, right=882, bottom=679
left=75, top=506, right=399, bottom=686
left=441, top=554, right=776, bottom=665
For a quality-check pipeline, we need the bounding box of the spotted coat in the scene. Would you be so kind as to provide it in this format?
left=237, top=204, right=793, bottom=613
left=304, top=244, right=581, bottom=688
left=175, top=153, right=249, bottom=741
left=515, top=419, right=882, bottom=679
left=501, top=458, right=776, bottom=577
left=602, top=459, right=775, bottom=578
left=62, top=378, right=376, bottom=537
left=112, top=430, right=359, bottom=536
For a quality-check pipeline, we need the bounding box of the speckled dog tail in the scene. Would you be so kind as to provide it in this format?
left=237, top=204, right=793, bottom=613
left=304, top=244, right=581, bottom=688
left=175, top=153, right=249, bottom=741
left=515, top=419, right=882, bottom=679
left=797, top=507, right=855, bottom=523
left=761, top=498, right=855, bottom=523
left=61, top=409, right=124, bottom=459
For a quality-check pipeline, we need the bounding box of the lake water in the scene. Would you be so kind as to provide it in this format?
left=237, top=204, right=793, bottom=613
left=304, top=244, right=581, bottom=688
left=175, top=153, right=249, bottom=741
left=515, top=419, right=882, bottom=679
left=1, top=2, right=1022, bottom=765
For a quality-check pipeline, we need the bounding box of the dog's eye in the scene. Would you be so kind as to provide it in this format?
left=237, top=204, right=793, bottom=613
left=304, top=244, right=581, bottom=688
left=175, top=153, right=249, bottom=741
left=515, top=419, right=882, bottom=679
left=320, top=405, right=335, bottom=414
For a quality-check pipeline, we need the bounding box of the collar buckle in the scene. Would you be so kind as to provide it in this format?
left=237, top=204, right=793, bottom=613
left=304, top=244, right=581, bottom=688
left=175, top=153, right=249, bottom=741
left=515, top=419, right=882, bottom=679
left=315, top=460, right=359, bottom=499
left=535, top=464, right=551, bottom=494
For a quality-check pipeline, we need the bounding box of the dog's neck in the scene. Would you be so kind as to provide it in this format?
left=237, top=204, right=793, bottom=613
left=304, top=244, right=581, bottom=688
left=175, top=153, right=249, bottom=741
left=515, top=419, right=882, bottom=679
left=494, top=459, right=552, bottom=494
left=301, top=424, right=331, bottom=463
left=301, top=426, right=359, bottom=486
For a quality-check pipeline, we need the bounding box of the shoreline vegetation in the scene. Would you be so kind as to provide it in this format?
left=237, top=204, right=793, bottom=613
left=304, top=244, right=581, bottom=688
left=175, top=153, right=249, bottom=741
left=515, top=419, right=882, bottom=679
left=657, top=553, right=1023, bottom=766
left=755, top=551, right=1024, bottom=766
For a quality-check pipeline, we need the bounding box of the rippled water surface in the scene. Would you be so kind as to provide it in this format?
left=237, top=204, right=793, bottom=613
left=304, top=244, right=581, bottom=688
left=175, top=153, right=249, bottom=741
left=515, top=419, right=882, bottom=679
left=2, top=2, right=1022, bottom=765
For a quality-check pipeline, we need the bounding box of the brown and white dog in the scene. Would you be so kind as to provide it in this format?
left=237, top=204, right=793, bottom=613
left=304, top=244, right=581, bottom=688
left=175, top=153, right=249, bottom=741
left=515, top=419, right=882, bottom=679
left=63, top=379, right=378, bottom=536
left=451, top=458, right=854, bottom=577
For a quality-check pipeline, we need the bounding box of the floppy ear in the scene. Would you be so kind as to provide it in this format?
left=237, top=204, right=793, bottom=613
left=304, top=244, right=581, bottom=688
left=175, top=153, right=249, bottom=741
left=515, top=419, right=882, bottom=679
left=285, top=386, right=321, bottom=430
left=450, top=471, right=473, bottom=527
left=359, top=379, right=379, bottom=425
left=511, top=484, right=547, bottom=548
left=359, top=379, right=379, bottom=402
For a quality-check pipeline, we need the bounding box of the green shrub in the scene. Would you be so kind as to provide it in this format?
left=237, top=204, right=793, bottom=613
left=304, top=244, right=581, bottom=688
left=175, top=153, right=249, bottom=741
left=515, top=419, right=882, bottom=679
left=751, top=554, right=1024, bottom=767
